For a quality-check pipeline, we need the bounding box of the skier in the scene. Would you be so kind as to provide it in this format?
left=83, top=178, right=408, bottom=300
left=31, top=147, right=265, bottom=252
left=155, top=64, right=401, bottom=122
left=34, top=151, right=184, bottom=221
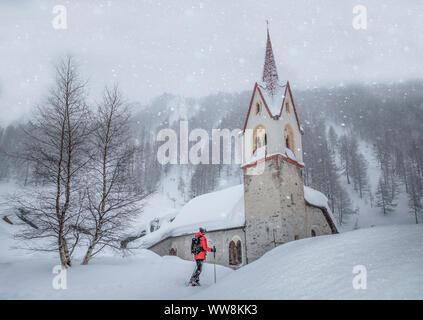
left=189, top=227, right=215, bottom=286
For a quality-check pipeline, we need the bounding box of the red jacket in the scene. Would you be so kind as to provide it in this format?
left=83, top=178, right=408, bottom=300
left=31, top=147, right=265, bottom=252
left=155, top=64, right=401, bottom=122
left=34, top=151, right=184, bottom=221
left=194, top=232, right=211, bottom=260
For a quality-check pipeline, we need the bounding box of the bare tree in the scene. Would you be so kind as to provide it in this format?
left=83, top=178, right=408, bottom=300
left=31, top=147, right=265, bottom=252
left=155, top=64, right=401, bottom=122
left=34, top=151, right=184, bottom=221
left=11, top=57, right=91, bottom=268
left=81, top=86, right=145, bottom=264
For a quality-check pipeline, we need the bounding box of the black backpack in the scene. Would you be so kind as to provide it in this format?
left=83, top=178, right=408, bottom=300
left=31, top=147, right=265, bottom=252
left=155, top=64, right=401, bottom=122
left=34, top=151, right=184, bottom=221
left=191, top=236, right=203, bottom=255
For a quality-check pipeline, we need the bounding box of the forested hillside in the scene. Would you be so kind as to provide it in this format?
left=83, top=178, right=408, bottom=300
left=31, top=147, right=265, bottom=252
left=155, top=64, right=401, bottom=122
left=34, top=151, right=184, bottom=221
left=1, top=81, right=422, bottom=229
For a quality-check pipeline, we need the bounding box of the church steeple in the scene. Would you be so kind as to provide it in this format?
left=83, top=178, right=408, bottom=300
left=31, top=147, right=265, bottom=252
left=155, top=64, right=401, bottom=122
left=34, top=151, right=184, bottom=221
left=262, top=24, right=279, bottom=96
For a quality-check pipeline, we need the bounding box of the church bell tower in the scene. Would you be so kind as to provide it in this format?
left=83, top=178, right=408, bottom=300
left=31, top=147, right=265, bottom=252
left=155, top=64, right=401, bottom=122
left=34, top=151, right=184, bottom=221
left=241, top=27, right=307, bottom=263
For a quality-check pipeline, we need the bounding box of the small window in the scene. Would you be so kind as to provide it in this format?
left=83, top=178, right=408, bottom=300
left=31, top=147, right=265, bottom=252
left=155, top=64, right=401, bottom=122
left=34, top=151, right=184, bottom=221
left=229, top=241, right=236, bottom=265
left=169, top=248, right=177, bottom=255
left=229, top=239, right=242, bottom=265
left=311, top=230, right=317, bottom=237
left=284, top=124, right=296, bottom=156
left=255, top=133, right=267, bottom=150
left=255, top=102, right=261, bottom=115
left=286, top=102, right=291, bottom=113
left=294, top=235, right=299, bottom=240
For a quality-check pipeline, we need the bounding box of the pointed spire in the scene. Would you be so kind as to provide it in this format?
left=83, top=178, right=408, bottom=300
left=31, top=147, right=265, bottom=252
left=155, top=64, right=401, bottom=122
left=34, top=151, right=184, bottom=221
left=262, top=23, right=279, bottom=96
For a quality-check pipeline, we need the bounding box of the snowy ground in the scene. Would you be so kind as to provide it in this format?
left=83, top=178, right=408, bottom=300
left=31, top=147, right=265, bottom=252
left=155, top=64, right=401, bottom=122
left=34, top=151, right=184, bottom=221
left=0, top=246, right=231, bottom=300
left=0, top=182, right=232, bottom=299
left=1, top=181, right=421, bottom=299
left=1, top=220, right=422, bottom=299
left=197, top=224, right=423, bottom=299
left=0, top=219, right=230, bottom=299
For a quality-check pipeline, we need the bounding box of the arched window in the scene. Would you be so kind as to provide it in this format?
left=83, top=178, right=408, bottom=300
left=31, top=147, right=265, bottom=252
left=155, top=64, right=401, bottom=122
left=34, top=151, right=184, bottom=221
left=255, top=102, right=261, bottom=115
left=283, top=124, right=295, bottom=156
left=229, top=241, right=236, bottom=265
left=229, top=239, right=242, bottom=265
left=285, top=101, right=291, bottom=113
left=169, top=248, right=177, bottom=255
left=252, top=124, right=267, bottom=154
left=311, top=229, right=317, bottom=237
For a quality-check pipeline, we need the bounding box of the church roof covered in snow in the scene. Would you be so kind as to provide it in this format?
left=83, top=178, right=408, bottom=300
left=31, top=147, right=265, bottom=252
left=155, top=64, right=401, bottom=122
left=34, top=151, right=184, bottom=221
left=137, top=184, right=245, bottom=248
left=304, top=186, right=339, bottom=233
left=137, top=184, right=338, bottom=249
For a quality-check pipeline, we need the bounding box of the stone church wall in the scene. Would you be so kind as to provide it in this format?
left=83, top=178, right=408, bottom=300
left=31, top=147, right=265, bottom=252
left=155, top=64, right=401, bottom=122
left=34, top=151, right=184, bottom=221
left=305, top=204, right=333, bottom=236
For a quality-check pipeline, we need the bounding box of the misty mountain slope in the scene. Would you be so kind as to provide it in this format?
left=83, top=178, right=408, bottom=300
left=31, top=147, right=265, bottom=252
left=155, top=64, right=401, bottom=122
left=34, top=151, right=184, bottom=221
left=125, top=81, right=423, bottom=234
left=327, top=122, right=415, bottom=230
left=1, top=82, right=422, bottom=232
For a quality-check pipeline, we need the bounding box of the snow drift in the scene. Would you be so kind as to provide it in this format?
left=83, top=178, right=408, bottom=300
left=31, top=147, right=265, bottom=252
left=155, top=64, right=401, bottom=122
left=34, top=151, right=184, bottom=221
left=196, top=224, right=423, bottom=299
left=1, top=223, right=421, bottom=299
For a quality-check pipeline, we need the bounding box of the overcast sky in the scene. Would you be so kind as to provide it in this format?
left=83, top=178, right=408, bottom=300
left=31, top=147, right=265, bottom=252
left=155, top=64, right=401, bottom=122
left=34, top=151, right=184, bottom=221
left=0, top=0, right=422, bottom=126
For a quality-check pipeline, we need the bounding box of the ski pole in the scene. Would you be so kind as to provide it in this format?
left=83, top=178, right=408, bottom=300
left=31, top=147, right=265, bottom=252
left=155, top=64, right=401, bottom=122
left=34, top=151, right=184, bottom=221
left=213, top=245, right=216, bottom=284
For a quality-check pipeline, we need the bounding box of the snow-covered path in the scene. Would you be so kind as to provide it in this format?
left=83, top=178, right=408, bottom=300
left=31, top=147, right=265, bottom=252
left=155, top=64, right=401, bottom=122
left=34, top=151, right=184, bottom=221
left=0, top=247, right=231, bottom=300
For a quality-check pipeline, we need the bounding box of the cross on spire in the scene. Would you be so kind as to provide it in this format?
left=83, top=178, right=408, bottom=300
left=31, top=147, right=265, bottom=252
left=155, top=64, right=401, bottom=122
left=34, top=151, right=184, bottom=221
left=262, top=23, right=279, bottom=96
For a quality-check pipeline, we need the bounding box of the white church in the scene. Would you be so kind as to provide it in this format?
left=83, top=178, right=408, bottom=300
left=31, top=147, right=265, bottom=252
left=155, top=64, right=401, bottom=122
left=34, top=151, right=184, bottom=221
left=139, top=28, right=338, bottom=268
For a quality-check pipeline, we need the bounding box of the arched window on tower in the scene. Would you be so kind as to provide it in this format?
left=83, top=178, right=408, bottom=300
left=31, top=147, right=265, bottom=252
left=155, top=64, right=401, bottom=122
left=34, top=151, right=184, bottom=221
left=285, top=101, right=291, bottom=113
left=253, top=124, right=267, bottom=154
left=255, top=102, right=262, bottom=115
left=283, top=124, right=295, bottom=156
